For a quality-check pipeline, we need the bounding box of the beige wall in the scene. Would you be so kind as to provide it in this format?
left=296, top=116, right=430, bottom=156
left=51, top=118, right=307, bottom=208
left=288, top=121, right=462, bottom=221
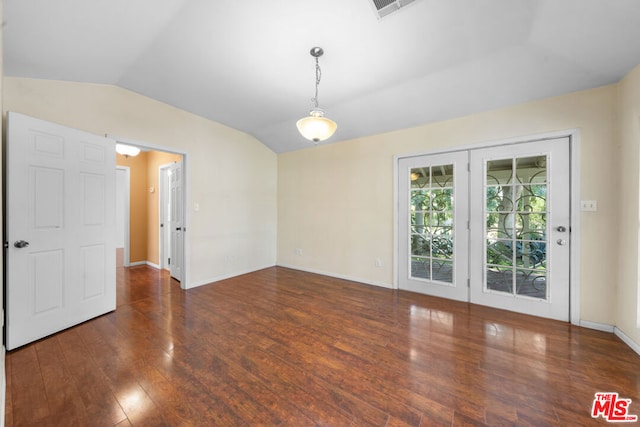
left=278, top=84, right=619, bottom=326
left=616, top=64, right=640, bottom=344
left=4, top=77, right=278, bottom=287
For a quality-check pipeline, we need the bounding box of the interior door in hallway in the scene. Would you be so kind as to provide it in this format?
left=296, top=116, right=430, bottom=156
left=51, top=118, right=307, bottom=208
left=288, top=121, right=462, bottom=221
left=169, top=161, right=184, bottom=282
left=6, top=112, right=116, bottom=350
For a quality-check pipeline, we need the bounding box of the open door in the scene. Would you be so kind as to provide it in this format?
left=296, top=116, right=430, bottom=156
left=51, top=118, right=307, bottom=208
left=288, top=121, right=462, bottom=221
left=168, top=161, right=184, bottom=282
left=6, top=112, right=116, bottom=350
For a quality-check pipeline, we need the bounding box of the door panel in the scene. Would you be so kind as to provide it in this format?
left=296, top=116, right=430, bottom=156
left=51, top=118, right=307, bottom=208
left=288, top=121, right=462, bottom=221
left=470, top=138, right=570, bottom=321
left=169, top=161, right=184, bottom=281
left=7, top=112, right=116, bottom=350
left=398, top=151, right=469, bottom=301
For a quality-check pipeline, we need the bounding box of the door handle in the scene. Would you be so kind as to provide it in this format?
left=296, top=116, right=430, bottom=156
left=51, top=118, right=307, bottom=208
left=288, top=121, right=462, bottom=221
left=176, top=227, right=182, bottom=231
left=14, top=240, right=29, bottom=248
left=556, top=226, right=567, bottom=232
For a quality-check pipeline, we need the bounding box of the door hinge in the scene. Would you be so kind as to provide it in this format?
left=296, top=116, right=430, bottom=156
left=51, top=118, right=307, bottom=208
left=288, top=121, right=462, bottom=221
left=467, top=221, right=470, bottom=230
left=168, top=258, right=171, bottom=265
left=468, top=278, right=470, bottom=288
left=467, top=163, right=470, bottom=172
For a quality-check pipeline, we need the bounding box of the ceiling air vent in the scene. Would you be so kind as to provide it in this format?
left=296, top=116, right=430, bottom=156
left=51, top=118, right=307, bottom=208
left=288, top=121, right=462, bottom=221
left=370, top=0, right=419, bottom=19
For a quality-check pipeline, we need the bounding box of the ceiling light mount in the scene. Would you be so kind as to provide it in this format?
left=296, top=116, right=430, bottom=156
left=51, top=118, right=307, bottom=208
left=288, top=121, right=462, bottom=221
left=310, top=47, right=324, bottom=58
left=296, top=46, right=337, bottom=144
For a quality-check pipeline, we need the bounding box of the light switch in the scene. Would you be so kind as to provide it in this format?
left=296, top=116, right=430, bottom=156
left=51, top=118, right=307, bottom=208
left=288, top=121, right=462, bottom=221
left=194, top=202, right=200, bottom=212
left=580, top=200, right=597, bottom=212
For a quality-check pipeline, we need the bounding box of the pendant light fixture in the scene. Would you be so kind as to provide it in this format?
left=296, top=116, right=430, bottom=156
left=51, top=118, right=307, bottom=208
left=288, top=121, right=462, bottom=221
left=296, top=47, right=337, bottom=143
left=115, top=143, right=141, bottom=158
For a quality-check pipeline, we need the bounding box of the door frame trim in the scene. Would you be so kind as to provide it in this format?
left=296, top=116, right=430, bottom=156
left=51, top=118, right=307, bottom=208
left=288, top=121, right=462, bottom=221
left=394, top=129, right=581, bottom=325
left=116, top=166, right=131, bottom=267
left=108, top=134, right=191, bottom=290
left=158, top=162, right=173, bottom=271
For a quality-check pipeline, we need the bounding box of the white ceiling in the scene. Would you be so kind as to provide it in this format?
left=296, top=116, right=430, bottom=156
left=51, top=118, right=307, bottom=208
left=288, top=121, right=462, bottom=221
left=4, top=0, right=640, bottom=153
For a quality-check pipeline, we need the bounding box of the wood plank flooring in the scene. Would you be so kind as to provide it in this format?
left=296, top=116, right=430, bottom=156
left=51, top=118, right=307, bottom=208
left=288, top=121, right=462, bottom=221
left=5, top=263, right=640, bottom=426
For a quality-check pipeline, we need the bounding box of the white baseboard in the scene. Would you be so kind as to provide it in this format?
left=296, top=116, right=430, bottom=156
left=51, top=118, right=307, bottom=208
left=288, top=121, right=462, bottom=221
left=186, top=264, right=276, bottom=289
left=126, top=261, right=160, bottom=269
left=579, top=320, right=615, bottom=333
left=276, top=263, right=393, bottom=290
left=614, top=327, right=640, bottom=357
left=128, top=261, right=147, bottom=267
left=578, top=321, right=640, bottom=357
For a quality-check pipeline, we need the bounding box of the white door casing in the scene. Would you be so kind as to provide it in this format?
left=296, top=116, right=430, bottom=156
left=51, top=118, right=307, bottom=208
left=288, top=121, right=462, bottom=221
left=6, top=112, right=116, bottom=350
left=159, top=165, right=171, bottom=270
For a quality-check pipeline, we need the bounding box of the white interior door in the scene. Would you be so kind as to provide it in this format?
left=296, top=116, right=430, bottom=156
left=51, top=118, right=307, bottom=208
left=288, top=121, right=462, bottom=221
left=169, top=161, right=184, bottom=281
left=159, top=166, right=170, bottom=270
left=6, top=112, right=116, bottom=350
left=469, top=138, right=570, bottom=321
left=398, top=151, right=469, bottom=301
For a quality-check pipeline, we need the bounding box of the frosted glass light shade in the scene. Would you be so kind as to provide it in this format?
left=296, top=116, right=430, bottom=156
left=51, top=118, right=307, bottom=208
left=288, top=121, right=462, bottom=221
left=115, top=143, right=140, bottom=157
left=296, top=109, right=337, bottom=142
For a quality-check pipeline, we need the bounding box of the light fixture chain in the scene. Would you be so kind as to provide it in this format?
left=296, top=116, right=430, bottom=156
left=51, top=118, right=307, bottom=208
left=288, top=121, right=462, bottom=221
left=313, top=56, right=321, bottom=109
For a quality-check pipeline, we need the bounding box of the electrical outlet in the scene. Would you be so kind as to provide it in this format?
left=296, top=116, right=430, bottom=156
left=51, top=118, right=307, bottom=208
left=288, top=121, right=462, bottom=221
left=295, top=248, right=303, bottom=256
left=375, top=258, right=382, bottom=268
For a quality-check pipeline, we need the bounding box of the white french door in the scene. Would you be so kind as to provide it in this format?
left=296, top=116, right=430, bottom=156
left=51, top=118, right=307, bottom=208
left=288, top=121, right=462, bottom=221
left=398, top=151, right=469, bottom=301
left=6, top=112, right=116, bottom=350
left=398, top=137, right=571, bottom=321
left=470, top=139, right=570, bottom=321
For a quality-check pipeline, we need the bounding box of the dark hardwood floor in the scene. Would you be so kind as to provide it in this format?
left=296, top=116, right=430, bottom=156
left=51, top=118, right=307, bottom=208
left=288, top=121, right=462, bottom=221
left=5, top=260, right=640, bottom=426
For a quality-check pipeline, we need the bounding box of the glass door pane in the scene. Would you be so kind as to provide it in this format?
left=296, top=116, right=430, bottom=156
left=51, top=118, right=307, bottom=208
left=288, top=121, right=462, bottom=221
left=485, top=155, right=548, bottom=300
left=410, top=164, right=454, bottom=283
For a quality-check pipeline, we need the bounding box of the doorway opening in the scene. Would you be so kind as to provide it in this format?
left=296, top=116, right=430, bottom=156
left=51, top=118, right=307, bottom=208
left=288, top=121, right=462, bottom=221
left=115, top=141, right=187, bottom=287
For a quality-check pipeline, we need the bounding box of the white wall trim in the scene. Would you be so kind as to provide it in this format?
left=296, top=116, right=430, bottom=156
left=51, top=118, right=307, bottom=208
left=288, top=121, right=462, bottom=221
left=128, top=261, right=147, bottom=267
left=277, top=264, right=394, bottom=290
left=579, top=320, right=615, bottom=333
left=569, top=131, right=582, bottom=326
left=157, top=162, right=174, bottom=272
left=116, top=166, right=131, bottom=267
left=614, top=327, right=640, bottom=357
left=393, top=129, right=581, bottom=324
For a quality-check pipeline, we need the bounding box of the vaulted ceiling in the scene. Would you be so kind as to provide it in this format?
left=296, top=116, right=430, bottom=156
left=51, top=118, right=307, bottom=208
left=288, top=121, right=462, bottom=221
left=4, top=0, right=640, bottom=153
